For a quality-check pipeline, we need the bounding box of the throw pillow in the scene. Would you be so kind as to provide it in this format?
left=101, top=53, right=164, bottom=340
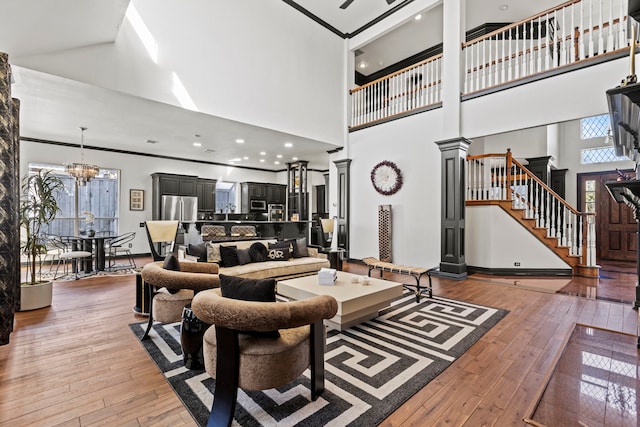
left=162, top=254, right=181, bottom=294
left=293, top=237, right=310, bottom=258
left=220, top=245, right=239, bottom=267
left=268, top=241, right=292, bottom=259
left=219, top=274, right=280, bottom=338
left=206, top=242, right=221, bottom=263
left=220, top=274, right=277, bottom=302
left=237, top=248, right=252, bottom=265
left=267, top=247, right=291, bottom=261
left=248, top=242, right=268, bottom=262
left=187, top=243, right=207, bottom=262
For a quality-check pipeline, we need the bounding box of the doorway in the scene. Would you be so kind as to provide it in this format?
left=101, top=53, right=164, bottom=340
left=578, top=170, right=637, bottom=262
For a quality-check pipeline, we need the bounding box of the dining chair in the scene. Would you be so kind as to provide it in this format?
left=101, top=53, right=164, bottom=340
left=52, top=236, right=93, bottom=280
left=105, top=231, right=136, bottom=270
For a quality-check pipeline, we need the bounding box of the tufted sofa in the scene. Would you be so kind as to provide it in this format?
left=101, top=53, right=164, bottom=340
left=205, top=239, right=330, bottom=281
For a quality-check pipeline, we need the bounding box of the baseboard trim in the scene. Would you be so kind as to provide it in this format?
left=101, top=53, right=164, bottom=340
left=468, top=266, right=573, bottom=276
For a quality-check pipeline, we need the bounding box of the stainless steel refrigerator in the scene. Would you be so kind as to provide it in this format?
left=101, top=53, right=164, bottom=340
left=161, top=195, right=198, bottom=223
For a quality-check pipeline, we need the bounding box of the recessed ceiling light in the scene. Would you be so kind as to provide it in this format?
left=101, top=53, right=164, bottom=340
left=277, top=154, right=283, bottom=159
left=243, top=156, right=248, bottom=160
left=292, top=157, right=298, bottom=161
left=145, top=139, right=158, bottom=144
left=260, top=151, right=266, bottom=156
left=359, top=61, right=367, bottom=69
left=229, top=157, right=242, bottom=162
left=498, top=4, right=508, bottom=10
left=193, top=142, right=202, bottom=147
left=284, top=142, right=293, bottom=148
left=259, top=159, right=265, bottom=163
left=235, top=139, right=245, bottom=144
left=414, top=14, right=423, bottom=20
left=274, top=161, right=280, bottom=165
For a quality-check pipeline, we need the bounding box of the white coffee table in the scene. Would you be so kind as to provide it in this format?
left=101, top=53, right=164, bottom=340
left=277, top=271, right=403, bottom=330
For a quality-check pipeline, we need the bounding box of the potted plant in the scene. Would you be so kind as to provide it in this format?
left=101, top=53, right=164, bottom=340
left=19, top=170, right=65, bottom=310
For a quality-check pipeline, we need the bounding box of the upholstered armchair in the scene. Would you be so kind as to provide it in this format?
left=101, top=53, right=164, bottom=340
left=191, top=289, right=338, bottom=427
left=140, top=261, right=220, bottom=340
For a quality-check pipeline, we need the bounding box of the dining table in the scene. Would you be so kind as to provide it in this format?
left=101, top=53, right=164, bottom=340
left=63, top=233, right=117, bottom=273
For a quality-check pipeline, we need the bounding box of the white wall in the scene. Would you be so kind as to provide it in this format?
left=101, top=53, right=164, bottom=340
left=466, top=206, right=571, bottom=270
left=21, top=140, right=283, bottom=255
left=348, top=109, right=444, bottom=267
left=14, top=0, right=346, bottom=146
left=462, top=56, right=629, bottom=138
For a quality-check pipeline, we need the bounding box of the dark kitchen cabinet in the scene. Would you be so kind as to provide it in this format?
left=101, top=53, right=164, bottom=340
left=151, top=173, right=199, bottom=219
left=267, top=184, right=287, bottom=205
left=196, top=178, right=217, bottom=212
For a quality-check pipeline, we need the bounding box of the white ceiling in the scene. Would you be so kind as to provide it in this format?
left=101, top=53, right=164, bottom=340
left=0, top=0, right=562, bottom=171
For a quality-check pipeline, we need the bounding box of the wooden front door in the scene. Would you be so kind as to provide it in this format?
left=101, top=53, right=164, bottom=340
left=579, top=171, right=637, bottom=261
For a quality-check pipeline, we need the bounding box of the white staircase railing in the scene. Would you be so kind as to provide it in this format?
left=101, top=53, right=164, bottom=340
left=463, top=0, right=630, bottom=95
left=466, top=150, right=597, bottom=267
left=350, top=54, right=442, bottom=128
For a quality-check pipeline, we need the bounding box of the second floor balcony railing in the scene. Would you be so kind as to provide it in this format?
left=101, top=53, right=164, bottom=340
left=463, top=0, right=630, bottom=96
left=350, top=54, right=442, bottom=129
left=349, top=0, right=633, bottom=130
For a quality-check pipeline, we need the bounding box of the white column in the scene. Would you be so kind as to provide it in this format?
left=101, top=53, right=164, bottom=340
left=546, top=123, right=560, bottom=166
left=441, top=0, right=464, bottom=139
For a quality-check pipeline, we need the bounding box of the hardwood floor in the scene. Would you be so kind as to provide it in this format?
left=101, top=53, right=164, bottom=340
left=1, top=259, right=637, bottom=426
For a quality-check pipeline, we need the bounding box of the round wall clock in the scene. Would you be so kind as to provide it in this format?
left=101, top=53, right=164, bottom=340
left=371, top=160, right=403, bottom=195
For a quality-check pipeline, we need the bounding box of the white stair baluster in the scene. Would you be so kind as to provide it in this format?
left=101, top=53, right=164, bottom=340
left=607, top=0, right=614, bottom=51
left=579, top=0, right=586, bottom=60
left=514, top=27, right=520, bottom=78
left=546, top=13, right=552, bottom=70
left=618, top=0, right=625, bottom=50
left=589, top=0, right=595, bottom=57
left=598, top=0, right=605, bottom=55
left=481, top=41, right=486, bottom=89
left=560, top=7, right=567, bottom=65
left=538, top=17, right=543, bottom=71
left=570, top=4, right=576, bottom=64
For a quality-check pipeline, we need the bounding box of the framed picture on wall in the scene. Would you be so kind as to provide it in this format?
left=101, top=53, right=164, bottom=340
left=130, top=189, right=144, bottom=211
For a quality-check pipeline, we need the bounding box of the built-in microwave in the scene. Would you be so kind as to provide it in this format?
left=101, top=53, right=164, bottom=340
left=250, top=199, right=267, bottom=211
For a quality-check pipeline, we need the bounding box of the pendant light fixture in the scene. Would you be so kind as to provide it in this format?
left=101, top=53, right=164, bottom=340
left=65, top=126, right=100, bottom=185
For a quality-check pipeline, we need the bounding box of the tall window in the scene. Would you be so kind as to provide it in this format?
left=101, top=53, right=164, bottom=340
left=28, top=163, right=120, bottom=236
left=215, top=181, right=237, bottom=213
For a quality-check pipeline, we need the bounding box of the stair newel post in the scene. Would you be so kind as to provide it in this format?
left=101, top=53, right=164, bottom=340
left=506, top=149, right=512, bottom=202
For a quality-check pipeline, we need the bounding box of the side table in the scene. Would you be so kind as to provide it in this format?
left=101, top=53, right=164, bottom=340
left=134, top=269, right=150, bottom=316
left=322, top=248, right=346, bottom=271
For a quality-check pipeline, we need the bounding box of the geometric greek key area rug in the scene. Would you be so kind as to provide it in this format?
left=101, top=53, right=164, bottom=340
left=130, top=293, right=509, bottom=426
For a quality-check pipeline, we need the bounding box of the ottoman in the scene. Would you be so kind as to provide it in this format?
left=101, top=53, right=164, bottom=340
left=152, top=289, right=194, bottom=323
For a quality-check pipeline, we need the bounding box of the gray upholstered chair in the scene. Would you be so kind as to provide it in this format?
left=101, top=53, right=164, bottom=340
left=191, top=289, right=338, bottom=427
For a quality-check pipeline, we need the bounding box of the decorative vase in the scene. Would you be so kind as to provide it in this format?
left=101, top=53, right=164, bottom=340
left=88, top=229, right=95, bottom=237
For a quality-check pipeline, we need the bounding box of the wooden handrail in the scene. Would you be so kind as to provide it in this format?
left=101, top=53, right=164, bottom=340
left=510, top=157, right=582, bottom=216
left=468, top=152, right=584, bottom=216
left=463, top=0, right=582, bottom=48
left=350, top=53, right=443, bottom=94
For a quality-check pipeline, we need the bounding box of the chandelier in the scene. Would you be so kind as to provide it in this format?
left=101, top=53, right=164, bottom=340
left=65, top=126, right=99, bottom=185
